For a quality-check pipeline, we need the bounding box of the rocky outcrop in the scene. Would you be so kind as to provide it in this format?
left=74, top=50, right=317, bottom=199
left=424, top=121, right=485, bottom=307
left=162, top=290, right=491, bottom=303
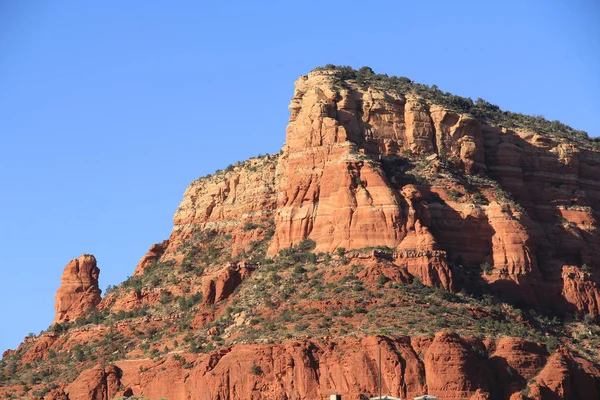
left=268, top=73, right=404, bottom=255
left=101, top=335, right=599, bottom=400
left=133, top=239, right=169, bottom=276
left=215, top=263, right=253, bottom=303
left=29, top=365, right=122, bottom=400
left=54, top=255, right=101, bottom=323
left=423, top=331, right=492, bottom=399
left=260, top=70, right=600, bottom=316
left=66, top=364, right=122, bottom=400
left=490, top=337, right=548, bottom=398
left=168, top=155, right=278, bottom=258
left=522, top=347, right=600, bottom=400
left=560, top=265, right=600, bottom=318
left=9, top=327, right=595, bottom=400
left=268, top=72, right=486, bottom=256
left=201, top=263, right=254, bottom=305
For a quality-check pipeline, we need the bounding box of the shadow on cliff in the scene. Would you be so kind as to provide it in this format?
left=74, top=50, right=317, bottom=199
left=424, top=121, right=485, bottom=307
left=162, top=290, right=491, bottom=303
left=382, top=156, right=499, bottom=295
left=482, top=128, right=600, bottom=317
left=380, top=153, right=588, bottom=325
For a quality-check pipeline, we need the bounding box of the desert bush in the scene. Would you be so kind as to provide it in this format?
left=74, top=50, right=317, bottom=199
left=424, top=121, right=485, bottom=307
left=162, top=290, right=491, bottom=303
left=480, top=263, right=494, bottom=275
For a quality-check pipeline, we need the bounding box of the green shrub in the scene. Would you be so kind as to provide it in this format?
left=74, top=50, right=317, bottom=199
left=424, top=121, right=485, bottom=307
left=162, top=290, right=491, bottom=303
left=446, top=189, right=463, bottom=201
left=251, top=363, right=263, bottom=375
left=159, top=291, right=173, bottom=304
left=293, top=265, right=306, bottom=274
left=122, top=276, right=143, bottom=295
left=340, top=309, right=353, bottom=317
left=297, top=238, right=316, bottom=251
left=180, top=255, right=195, bottom=273
left=50, top=322, right=70, bottom=334
left=480, top=263, right=494, bottom=275
left=376, top=274, right=389, bottom=286
left=104, top=285, right=118, bottom=295
left=581, top=264, right=591, bottom=273
left=277, top=239, right=317, bottom=265
left=472, top=192, right=489, bottom=205
left=172, top=354, right=186, bottom=366
left=544, top=336, right=560, bottom=354
left=294, top=323, right=309, bottom=332
left=242, top=221, right=260, bottom=231
left=73, top=349, right=85, bottom=362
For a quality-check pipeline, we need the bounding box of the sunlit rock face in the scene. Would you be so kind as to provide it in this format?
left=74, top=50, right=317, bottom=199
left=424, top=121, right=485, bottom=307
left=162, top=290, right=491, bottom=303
left=54, top=254, right=101, bottom=323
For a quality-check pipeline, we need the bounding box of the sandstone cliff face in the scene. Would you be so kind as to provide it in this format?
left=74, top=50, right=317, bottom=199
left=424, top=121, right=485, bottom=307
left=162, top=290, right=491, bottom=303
left=168, top=155, right=277, bottom=258
left=54, top=254, right=101, bottom=323
left=424, top=331, right=493, bottom=399
left=65, top=364, right=122, bottom=400
left=268, top=72, right=485, bottom=256
left=481, top=126, right=600, bottom=316
left=141, top=70, right=600, bottom=318
left=147, top=70, right=600, bottom=317
left=521, top=347, right=600, bottom=400
left=255, top=70, right=600, bottom=317
left=34, top=334, right=592, bottom=400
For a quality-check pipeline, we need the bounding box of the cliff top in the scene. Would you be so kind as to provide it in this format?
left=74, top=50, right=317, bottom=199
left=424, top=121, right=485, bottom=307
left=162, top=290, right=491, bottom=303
left=310, top=64, right=598, bottom=149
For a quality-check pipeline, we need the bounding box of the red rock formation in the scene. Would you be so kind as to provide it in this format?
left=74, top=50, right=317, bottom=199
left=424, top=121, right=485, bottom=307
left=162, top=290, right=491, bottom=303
left=200, top=263, right=254, bottom=306
left=215, top=263, right=254, bottom=303
left=523, top=347, right=600, bottom=400
left=168, top=155, right=277, bottom=258
left=6, top=68, right=600, bottom=400
left=66, top=364, right=122, bottom=400
left=145, top=70, right=600, bottom=317
left=424, top=331, right=492, bottom=399
left=561, top=265, right=600, bottom=317
left=44, top=386, right=69, bottom=400
left=133, top=239, right=169, bottom=276
left=3, top=326, right=599, bottom=400
left=481, top=125, right=600, bottom=315
left=262, top=70, right=600, bottom=316
left=490, top=337, right=547, bottom=398
left=54, top=254, right=101, bottom=323
left=75, top=334, right=598, bottom=400
left=202, top=278, right=217, bottom=306
left=268, top=72, right=486, bottom=257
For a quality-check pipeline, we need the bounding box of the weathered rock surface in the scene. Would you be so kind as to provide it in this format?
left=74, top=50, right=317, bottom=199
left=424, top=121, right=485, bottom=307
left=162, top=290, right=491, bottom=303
left=202, top=263, right=254, bottom=305
left=66, top=364, right=122, bottom=400
left=168, top=155, right=278, bottom=258
left=54, top=254, right=101, bottom=323
left=522, top=347, right=600, bottom=400
left=65, top=335, right=600, bottom=400
left=268, top=73, right=486, bottom=256
left=147, top=70, right=600, bottom=317
left=424, top=331, right=492, bottom=399
left=260, top=70, right=600, bottom=316
left=133, top=239, right=169, bottom=276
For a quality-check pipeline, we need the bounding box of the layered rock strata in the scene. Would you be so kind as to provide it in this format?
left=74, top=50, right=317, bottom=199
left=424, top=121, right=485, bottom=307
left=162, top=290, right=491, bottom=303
left=25, top=333, right=600, bottom=400
left=54, top=254, right=101, bottom=323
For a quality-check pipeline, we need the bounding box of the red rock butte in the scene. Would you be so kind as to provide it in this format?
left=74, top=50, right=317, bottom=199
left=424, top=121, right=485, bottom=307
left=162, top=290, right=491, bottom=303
left=168, top=69, right=600, bottom=319
left=2, top=67, right=600, bottom=400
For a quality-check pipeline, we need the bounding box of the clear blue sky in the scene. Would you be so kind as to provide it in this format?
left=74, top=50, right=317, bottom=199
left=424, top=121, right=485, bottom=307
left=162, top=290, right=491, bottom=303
left=1, top=1, right=598, bottom=354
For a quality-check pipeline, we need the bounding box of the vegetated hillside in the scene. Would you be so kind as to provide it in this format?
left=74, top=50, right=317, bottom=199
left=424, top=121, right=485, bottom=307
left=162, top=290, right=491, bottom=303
left=2, top=66, right=600, bottom=400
